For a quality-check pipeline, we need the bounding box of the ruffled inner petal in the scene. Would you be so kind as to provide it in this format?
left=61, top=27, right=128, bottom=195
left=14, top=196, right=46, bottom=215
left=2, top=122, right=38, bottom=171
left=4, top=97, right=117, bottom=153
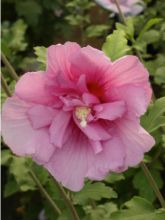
left=27, top=105, right=57, bottom=129
left=73, top=115, right=111, bottom=141
left=94, top=101, right=125, bottom=121
left=49, top=111, right=71, bottom=148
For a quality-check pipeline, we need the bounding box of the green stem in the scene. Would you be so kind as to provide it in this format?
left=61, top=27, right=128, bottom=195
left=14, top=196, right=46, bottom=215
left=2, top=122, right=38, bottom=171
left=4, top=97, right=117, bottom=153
left=113, top=0, right=126, bottom=25
left=141, top=162, right=165, bottom=208
left=29, top=170, right=62, bottom=215
left=54, top=180, right=80, bottom=220
left=1, top=73, right=12, bottom=97
left=1, top=52, right=19, bottom=81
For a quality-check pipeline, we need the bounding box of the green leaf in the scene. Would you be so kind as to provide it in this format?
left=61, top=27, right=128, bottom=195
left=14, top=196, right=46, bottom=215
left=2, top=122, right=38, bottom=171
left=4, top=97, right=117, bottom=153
left=1, top=149, right=13, bottom=165
left=141, top=97, right=165, bottom=132
left=133, top=169, right=163, bottom=202
left=85, top=25, right=109, bottom=38
left=2, top=19, right=27, bottom=55
left=111, top=196, right=165, bottom=220
left=73, top=182, right=117, bottom=205
left=137, top=18, right=163, bottom=41
left=57, top=209, right=72, bottom=220
left=116, top=17, right=134, bottom=40
left=84, top=202, right=118, bottom=220
left=9, top=19, right=27, bottom=51
left=34, top=46, right=47, bottom=70
left=102, top=30, right=130, bottom=61
left=105, top=173, right=125, bottom=184
left=154, top=67, right=165, bottom=85
left=141, top=30, right=160, bottom=44
left=4, top=177, right=20, bottom=197
left=9, top=157, right=36, bottom=191
left=145, top=54, right=165, bottom=76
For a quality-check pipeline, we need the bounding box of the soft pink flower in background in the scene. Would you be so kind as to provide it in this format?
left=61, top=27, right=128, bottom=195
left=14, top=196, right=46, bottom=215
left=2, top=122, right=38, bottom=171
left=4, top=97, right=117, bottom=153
left=95, top=0, right=144, bottom=15
left=2, top=42, right=155, bottom=191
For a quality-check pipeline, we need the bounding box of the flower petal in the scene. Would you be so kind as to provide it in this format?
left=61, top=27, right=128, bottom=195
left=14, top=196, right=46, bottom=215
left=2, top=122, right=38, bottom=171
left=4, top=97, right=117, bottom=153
left=2, top=97, right=55, bottom=163
left=86, top=135, right=125, bottom=180
left=46, top=42, right=81, bottom=79
left=109, top=85, right=152, bottom=117
left=49, top=111, right=71, bottom=148
left=94, top=101, right=125, bottom=120
left=45, top=125, right=90, bottom=191
left=115, top=118, right=155, bottom=167
left=82, top=93, right=100, bottom=105
left=109, top=56, right=150, bottom=87
left=27, top=105, right=57, bottom=129
left=70, top=45, right=111, bottom=82
left=74, top=115, right=111, bottom=141
left=89, top=140, right=103, bottom=154
left=131, top=4, right=144, bottom=15
left=15, top=72, right=54, bottom=105
left=94, top=0, right=143, bottom=15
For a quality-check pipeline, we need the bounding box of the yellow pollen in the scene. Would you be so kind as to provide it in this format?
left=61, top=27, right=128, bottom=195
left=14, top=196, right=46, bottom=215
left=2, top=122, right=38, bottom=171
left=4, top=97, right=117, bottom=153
left=75, top=106, right=91, bottom=128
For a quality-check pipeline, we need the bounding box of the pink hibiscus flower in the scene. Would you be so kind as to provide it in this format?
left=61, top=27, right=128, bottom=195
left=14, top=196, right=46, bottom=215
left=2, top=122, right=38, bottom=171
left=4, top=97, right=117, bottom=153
left=95, top=0, right=144, bottom=15
left=2, top=42, right=155, bottom=191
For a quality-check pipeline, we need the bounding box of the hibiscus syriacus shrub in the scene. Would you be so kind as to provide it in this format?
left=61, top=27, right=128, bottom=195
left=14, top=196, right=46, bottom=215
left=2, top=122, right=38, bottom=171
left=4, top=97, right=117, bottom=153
left=1, top=0, right=165, bottom=220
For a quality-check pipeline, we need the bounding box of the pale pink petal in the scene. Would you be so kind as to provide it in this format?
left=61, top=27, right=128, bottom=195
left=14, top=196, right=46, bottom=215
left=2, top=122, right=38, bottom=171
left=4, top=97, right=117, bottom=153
left=94, top=0, right=143, bottom=15
left=15, top=72, right=54, bottom=105
left=89, top=140, right=103, bottom=154
left=86, top=136, right=125, bottom=180
left=115, top=118, right=155, bottom=166
left=27, top=105, right=57, bottom=129
left=46, top=42, right=81, bottom=79
left=2, top=97, right=55, bottom=163
left=109, top=85, right=152, bottom=117
left=94, top=101, right=125, bottom=120
left=74, top=115, right=111, bottom=141
left=131, top=4, right=144, bottom=15
left=109, top=56, right=150, bottom=87
left=49, top=111, right=71, bottom=148
left=45, top=125, right=90, bottom=191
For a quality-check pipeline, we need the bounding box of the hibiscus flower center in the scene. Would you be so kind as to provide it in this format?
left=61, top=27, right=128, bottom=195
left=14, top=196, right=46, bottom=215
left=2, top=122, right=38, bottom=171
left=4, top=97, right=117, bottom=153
left=75, top=106, right=91, bottom=128
left=87, top=82, right=104, bottom=98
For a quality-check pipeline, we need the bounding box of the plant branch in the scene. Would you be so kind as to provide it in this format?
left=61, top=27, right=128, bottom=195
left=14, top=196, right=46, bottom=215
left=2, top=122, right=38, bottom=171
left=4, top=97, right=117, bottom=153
left=1, top=73, right=12, bottom=97
left=53, top=179, right=80, bottom=220
left=141, top=162, right=165, bottom=208
left=1, top=52, right=19, bottom=81
left=29, top=170, right=62, bottom=215
left=113, top=0, right=126, bottom=25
